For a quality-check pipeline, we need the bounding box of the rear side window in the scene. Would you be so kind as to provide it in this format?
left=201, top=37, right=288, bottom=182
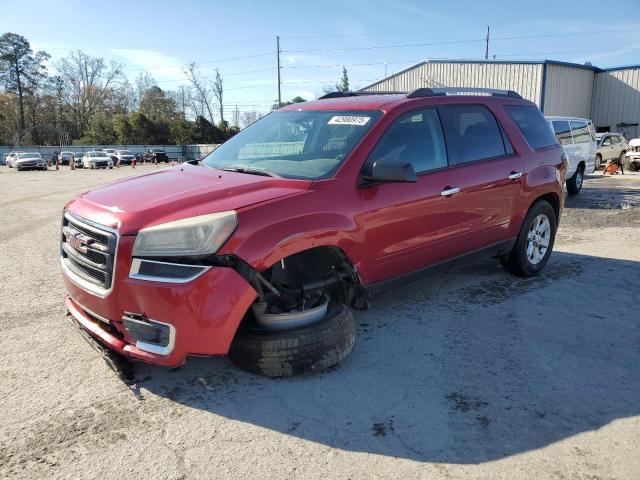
left=438, top=105, right=506, bottom=165
left=570, top=121, right=591, bottom=144
left=551, top=120, right=573, bottom=145
left=505, top=105, right=557, bottom=150
left=369, top=108, right=447, bottom=173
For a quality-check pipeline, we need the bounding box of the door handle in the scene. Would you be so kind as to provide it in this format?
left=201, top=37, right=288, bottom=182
left=508, top=171, right=523, bottom=180
left=440, top=186, right=461, bottom=196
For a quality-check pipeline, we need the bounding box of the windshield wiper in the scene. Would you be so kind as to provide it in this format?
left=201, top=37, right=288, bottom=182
left=219, top=165, right=279, bottom=177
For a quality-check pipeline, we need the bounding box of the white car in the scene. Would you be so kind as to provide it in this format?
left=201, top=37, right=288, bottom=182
left=83, top=151, right=114, bottom=169
left=5, top=151, right=24, bottom=168
left=546, top=116, right=597, bottom=194
left=625, top=138, right=640, bottom=171
left=114, top=149, right=135, bottom=165
left=13, top=152, right=46, bottom=171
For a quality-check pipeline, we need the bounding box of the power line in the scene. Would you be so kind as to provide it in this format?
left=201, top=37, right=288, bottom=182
left=281, top=28, right=640, bottom=54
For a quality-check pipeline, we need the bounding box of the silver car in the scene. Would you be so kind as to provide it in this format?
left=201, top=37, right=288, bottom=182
left=595, top=133, right=628, bottom=169
left=14, top=152, right=46, bottom=171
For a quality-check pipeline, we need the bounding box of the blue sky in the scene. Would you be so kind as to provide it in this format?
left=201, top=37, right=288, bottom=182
left=1, top=0, right=639, bottom=115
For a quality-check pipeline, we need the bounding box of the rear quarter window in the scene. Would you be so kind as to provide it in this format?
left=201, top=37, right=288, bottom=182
left=505, top=105, right=557, bottom=150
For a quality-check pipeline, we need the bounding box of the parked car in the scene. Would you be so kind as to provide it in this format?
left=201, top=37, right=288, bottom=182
left=545, top=116, right=596, bottom=194
left=59, top=151, right=74, bottom=166
left=13, top=152, right=46, bottom=171
left=143, top=148, right=169, bottom=163
left=82, top=151, right=113, bottom=169
left=62, top=87, right=566, bottom=377
left=114, top=150, right=135, bottom=165
left=595, top=132, right=628, bottom=169
left=5, top=151, right=24, bottom=168
left=73, top=152, right=85, bottom=168
left=625, top=138, right=640, bottom=171
left=102, top=149, right=118, bottom=161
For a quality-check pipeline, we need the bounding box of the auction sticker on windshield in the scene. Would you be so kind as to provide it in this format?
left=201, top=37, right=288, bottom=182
left=328, top=116, right=371, bottom=126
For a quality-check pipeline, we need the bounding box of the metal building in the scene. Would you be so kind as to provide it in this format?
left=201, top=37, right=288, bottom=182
left=591, top=66, right=640, bottom=139
left=360, top=60, right=640, bottom=138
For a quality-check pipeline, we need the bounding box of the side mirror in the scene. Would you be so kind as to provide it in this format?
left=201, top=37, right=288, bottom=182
left=361, top=156, right=417, bottom=185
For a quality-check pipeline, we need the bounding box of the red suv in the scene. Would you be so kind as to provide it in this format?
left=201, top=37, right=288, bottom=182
left=61, top=88, right=566, bottom=377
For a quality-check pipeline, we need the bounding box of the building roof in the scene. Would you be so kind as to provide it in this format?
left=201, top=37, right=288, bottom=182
left=359, top=59, right=640, bottom=91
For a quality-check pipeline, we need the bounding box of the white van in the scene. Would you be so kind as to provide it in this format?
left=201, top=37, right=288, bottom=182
left=545, top=116, right=597, bottom=194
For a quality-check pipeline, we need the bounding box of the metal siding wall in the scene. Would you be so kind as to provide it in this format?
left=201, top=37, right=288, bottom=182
left=592, top=68, right=640, bottom=138
left=364, top=62, right=543, bottom=105
left=542, top=65, right=594, bottom=118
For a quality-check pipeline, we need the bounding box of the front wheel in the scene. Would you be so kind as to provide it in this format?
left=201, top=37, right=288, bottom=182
left=229, top=302, right=355, bottom=377
left=595, top=154, right=602, bottom=169
left=501, top=200, right=557, bottom=277
left=566, top=166, right=584, bottom=194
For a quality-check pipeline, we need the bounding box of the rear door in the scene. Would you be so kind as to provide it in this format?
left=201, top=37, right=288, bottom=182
left=570, top=120, right=594, bottom=171
left=551, top=120, right=578, bottom=175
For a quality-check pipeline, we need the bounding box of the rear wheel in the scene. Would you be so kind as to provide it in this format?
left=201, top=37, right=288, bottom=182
left=501, top=200, right=557, bottom=277
left=566, top=165, right=584, bottom=194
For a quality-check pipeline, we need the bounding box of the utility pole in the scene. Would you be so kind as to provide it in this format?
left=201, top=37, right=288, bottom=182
left=485, top=25, right=490, bottom=60
left=180, top=85, right=186, bottom=158
left=276, top=35, right=282, bottom=108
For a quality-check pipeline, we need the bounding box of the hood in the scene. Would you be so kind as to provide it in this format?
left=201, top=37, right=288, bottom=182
left=66, top=163, right=311, bottom=234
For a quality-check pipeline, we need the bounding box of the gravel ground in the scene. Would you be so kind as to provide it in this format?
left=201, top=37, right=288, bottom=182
left=1, top=165, right=639, bottom=480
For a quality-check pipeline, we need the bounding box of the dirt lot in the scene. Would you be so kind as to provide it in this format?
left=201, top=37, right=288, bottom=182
left=1, top=165, right=639, bottom=480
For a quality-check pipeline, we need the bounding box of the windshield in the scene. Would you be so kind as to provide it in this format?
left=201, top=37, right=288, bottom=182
left=18, top=153, right=40, bottom=159
left=202, top=110, right=381, bottom=179
left=89, top=152, right=105, bottom=158
left=117, top=150, right=131, bottom=155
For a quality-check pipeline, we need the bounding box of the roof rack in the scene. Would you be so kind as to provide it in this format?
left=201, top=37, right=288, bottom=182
left=407, top=87, right=523, bottom=99
left=318, top=91, right=405, bottom=99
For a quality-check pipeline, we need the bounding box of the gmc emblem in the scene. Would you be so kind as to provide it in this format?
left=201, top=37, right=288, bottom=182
left=68, top=233, right=91, bottom=254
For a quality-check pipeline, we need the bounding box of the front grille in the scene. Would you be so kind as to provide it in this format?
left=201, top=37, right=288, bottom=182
left=61, top=214, right=117, bottom=291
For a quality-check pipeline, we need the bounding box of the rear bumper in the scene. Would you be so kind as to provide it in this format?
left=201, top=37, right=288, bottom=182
left=63, top=246, right=257, bottom=366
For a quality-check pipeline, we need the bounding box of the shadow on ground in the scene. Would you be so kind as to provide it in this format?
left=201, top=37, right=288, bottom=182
left=113, top=251, right=640, bottom=463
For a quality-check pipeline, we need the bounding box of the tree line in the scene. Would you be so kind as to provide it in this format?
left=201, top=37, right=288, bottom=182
left=0, top=33, right=254, bottom=146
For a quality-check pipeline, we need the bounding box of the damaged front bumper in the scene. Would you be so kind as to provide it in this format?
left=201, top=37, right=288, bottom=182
left=63, top=238, right=257, bottom=367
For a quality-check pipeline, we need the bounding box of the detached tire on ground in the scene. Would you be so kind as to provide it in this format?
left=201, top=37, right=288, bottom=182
left=229, top=302, right=355, bottom=378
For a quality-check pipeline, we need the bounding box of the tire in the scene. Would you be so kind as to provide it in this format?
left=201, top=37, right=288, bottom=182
left=595, top=154, right=602, bottom=170
left=629, top=162, right=640, bottom=172
left=229, top=302, right=356, bottom=378
left=621, top=152, right=630, bottom=171
left=501, top=200, right=557, bottom=277
left=566, top=165, right=584, bottom=194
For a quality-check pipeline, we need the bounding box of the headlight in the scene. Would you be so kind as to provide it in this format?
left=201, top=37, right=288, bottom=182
left=132, top=211, right=237, bottom=257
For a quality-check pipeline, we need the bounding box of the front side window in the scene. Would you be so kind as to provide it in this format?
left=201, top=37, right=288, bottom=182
left=203, top=110, right=381, bottom=179
left=439, top=105, right=506, bottom=165
left=570, top=121, right=591, bottom=144
left=367, top=108, right=447, bottom=174
left=552, top=120, right=573, bottom=145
